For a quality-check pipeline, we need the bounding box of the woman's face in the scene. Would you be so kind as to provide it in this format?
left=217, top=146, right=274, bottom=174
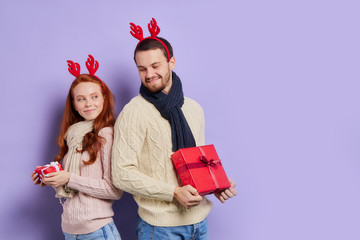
left=72, top=82, right=104, bottom=121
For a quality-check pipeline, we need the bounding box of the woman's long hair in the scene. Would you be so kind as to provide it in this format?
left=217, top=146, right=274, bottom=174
left=54, top=74, right=115, bottom=164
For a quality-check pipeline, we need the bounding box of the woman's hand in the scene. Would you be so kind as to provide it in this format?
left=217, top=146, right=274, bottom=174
left=31, top=167, right=45, bottom=187
left=41, top=171, right=71, bottom=188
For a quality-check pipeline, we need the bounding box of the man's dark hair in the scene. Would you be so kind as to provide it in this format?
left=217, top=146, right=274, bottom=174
left=134, top=37, right=173, bottom=62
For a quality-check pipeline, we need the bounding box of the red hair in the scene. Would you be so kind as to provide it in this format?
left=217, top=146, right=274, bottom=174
left=54, top=74, right=115, bottom=164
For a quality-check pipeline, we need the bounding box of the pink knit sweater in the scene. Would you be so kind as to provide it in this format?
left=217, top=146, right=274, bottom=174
left=59, top=127, right=123, bottom=234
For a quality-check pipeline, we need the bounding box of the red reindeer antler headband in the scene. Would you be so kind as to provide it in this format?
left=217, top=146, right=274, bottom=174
left=67, top=55, right=106, bottom=92
left=130, top=18, right=171, bottom=62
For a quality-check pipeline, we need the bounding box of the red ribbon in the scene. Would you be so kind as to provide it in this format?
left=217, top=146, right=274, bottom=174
left=199, top=155, right=220, bottom=189
left=176, top=154, right=222, bottom=190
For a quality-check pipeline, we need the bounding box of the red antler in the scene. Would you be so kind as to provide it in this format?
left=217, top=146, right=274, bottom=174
left=130, top=22, right=144, bottom=41
left=67, top=60, right=80, bottom=77
left=129, top=18, right=170, bottom=61
left=86, top=55, right=99, bottom=76
left=148, top=18, right=160, bottom=38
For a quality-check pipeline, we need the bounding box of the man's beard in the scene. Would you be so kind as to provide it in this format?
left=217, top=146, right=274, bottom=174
left=146, top=72, right=170, bottom=93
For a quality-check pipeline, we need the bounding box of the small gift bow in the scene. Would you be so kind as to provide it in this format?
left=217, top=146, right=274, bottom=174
left=42, top=162, right=61, bottom=173
left=48, top=161, right=61, bottom=170
left=199, top=156, right=219, bottom=167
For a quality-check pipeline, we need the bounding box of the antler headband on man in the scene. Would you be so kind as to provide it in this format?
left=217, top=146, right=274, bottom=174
left=130, top=18, right=171, bottom=62
left=67, top=55, right=106, bottom=92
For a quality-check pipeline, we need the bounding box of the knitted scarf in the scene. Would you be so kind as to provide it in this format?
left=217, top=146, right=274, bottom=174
left=56, top=120, right=94, bottom=199
left=140, top=71, right=196, bottom=152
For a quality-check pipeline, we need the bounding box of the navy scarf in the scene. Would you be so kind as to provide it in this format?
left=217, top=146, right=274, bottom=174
left=140, top=71, right=196, bottom=151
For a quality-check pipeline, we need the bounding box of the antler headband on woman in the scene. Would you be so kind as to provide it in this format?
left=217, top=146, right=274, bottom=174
left=130, top=18, right=171, bottom=62
left=67, top=55, right=106, bottom=92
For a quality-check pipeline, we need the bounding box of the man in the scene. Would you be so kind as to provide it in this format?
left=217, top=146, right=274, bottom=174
left=112, top=18, right=237, bottom=239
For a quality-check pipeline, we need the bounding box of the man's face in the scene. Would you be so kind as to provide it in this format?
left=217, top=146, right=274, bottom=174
left=135, top=48, right=176, bottom=94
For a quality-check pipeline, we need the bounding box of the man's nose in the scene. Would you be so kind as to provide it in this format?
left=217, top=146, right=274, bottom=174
left=145, top=68, right=155, bottom=79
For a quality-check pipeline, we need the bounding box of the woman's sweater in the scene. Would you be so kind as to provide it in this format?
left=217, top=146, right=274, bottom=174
left=59, top=127, right=123, bottom=234
left=112, top=95, right=212, bottom=227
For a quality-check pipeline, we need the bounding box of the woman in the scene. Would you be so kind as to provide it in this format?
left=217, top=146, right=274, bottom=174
left=31, top=55, right=122, bottom=240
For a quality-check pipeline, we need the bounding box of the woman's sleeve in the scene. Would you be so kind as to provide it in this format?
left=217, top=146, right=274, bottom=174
left=66, top=127, right=123, bottom=200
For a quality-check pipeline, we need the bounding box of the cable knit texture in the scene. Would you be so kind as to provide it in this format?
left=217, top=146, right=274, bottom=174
left=59, top=127, right=123, bottom=235
left=112, top=95, right=212, bottom=227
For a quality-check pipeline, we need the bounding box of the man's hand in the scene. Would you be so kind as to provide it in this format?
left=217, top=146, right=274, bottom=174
left=174, top=185, right=203, bottom=209
left=31, top=167, right=45, bottom=187
left=214, top=178, right=237, bottom=203
left=41, top=171, right=71, bottom=188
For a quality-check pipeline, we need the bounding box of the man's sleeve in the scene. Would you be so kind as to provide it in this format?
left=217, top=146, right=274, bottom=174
left=198, top=104, right=205, bottom=146
left=111, top=105, right=175, bottom=202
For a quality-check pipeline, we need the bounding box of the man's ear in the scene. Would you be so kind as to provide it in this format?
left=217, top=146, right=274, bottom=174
left=169, top=57, right=176, bottom=71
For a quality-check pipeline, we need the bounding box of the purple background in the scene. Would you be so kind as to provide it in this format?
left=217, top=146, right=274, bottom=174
left=1, top=0, right=360, bottom=239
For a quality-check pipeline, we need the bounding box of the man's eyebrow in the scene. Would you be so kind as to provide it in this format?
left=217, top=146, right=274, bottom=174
left=137, top=62, right=161, bottom=68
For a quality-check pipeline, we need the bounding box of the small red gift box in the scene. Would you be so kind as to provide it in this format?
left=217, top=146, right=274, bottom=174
left=171, top=144, right=230, bottom=196
left=34, top=162, right=63, bottom=180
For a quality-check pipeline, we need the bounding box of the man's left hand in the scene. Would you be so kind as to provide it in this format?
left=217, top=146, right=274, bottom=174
left=214, top=178, right=237, bottom=203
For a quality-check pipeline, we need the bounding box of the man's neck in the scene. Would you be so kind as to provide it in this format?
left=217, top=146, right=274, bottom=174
left=162, top=77, right=173, bottom=95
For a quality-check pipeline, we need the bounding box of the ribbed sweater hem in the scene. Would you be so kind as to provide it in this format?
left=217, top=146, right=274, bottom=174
left=138, top=203, right=212, bottom=227
left=62, top=217, right=113, bottom=235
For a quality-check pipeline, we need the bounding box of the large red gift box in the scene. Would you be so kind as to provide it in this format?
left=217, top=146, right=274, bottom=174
left=34, top=162, right=63, bottom=180
left=171, top=144, right=230, bottom=196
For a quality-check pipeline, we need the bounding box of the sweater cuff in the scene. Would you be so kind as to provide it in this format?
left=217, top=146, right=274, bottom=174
left=162, top=184, right=176, bottom=202
left=66, top=173, right=79, bottom=191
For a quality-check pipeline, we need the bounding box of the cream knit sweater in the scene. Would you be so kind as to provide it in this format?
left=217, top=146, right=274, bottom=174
left=112, top=95, right=212, bottom=227
left=59, top=127, right=123, bottom=234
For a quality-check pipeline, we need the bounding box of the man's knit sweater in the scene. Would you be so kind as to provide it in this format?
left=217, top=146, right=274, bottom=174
left=59, top=127, right=123, bottom=234
left=112, top=95, right=212, bottom=227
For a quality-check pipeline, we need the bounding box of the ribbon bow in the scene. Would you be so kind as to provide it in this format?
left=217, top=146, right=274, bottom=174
left=199, top=156, right=219, bottom=167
